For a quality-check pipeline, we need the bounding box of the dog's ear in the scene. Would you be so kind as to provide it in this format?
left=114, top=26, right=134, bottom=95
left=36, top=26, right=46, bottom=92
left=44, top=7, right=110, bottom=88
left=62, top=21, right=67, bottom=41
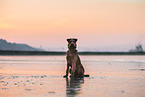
left=74, top=39, right=77, bottom=42
left=67, top=39, right=71, bottom=42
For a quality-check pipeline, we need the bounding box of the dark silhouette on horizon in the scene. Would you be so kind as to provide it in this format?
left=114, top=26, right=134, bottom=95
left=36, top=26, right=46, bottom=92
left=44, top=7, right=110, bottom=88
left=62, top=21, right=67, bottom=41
left=0, top=39, right=43, bottom=51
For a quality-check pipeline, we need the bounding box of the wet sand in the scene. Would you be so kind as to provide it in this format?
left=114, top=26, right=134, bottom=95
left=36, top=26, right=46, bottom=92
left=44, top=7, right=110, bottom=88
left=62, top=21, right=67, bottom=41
left=0, top=55, right=145, bottom=97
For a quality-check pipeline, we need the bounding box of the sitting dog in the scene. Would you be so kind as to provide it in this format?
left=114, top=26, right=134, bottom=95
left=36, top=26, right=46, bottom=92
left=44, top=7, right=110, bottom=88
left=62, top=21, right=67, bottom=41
left=63, top=38, right=85, bottom=77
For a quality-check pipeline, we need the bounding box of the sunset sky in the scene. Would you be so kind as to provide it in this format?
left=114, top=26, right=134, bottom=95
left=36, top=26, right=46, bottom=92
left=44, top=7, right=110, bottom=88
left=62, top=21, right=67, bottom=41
left=0, top=0, right=145, bottom=51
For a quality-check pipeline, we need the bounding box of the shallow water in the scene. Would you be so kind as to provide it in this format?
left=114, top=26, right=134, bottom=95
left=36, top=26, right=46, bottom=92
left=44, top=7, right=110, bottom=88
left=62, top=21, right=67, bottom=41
left=0, top=55, right=145, bottom=97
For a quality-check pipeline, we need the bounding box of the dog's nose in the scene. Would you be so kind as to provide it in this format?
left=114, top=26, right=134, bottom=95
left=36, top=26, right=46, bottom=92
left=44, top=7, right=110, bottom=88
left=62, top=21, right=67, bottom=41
left=71, top=44, right=74, bottom=46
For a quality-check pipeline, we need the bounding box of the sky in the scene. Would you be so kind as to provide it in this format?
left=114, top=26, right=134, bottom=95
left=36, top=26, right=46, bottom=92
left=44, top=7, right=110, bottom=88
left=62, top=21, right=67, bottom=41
left=0, top=0, right=145, bottom=51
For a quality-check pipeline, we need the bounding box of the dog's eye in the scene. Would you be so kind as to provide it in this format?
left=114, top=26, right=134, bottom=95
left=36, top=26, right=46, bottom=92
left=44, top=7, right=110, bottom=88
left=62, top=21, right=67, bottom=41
left=67, top=39, right=71, bottom=42
left=72, top=40, right=76, bottom=43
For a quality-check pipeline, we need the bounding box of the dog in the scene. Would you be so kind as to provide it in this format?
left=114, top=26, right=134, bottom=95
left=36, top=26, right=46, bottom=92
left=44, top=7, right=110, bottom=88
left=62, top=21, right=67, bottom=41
left=63, top=38, right=85, bottom=77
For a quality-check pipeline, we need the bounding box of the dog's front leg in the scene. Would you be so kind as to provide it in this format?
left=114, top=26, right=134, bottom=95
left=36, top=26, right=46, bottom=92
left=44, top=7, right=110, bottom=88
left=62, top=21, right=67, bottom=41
left=71, top=62, right=76, bottom=77
left=63, top=63, right=69, bottom=78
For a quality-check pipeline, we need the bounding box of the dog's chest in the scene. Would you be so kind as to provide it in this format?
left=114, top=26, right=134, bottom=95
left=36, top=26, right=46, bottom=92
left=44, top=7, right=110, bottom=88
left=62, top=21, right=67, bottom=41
left=67, top=53, right=77, bottom=64
left=68, top=53, right=74, bottom=60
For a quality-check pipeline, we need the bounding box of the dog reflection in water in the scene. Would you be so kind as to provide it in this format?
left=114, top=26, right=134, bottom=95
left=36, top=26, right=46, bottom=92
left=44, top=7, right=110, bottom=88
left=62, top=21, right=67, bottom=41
left=66, top=77, right=84, bottom=97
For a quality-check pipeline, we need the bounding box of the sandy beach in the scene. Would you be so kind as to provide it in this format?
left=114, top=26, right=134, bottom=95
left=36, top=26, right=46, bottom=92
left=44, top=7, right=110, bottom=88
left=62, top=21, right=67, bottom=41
left=0, top=55, right=145, bottom=97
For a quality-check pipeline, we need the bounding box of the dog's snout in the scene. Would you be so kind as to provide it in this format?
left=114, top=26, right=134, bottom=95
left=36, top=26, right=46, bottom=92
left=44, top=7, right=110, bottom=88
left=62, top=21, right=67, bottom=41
left=71, top=44, right=74, bottom=46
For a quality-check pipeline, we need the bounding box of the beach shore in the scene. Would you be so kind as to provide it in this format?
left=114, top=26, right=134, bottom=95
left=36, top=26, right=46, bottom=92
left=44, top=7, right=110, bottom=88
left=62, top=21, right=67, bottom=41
left=0, top=55, right=145, bottom=97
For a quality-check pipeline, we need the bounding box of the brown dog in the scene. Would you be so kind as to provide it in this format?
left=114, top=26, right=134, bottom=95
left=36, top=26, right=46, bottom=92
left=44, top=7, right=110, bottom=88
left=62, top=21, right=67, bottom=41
left=63, top=38, right=85, bottom=77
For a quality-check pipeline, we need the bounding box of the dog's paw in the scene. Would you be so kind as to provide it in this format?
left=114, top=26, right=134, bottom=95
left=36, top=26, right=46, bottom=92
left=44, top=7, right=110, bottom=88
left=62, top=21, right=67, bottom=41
left=63, top=75, right=67, bottom=78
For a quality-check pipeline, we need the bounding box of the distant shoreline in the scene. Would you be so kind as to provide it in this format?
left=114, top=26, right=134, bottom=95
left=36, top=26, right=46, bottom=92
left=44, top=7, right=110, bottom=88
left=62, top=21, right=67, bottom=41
left=0, top=50, right=145, bottom=55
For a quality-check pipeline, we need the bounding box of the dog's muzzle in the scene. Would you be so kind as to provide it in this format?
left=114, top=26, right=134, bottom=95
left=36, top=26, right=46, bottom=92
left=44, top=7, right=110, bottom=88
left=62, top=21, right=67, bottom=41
left=70, top=44, right=74, bottom=47
left=69, top=43, right=76, bottom=48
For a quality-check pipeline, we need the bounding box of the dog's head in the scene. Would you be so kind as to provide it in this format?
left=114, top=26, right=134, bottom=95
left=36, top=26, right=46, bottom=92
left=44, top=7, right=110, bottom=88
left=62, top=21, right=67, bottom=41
left=67, top=38, right=77, bottom=49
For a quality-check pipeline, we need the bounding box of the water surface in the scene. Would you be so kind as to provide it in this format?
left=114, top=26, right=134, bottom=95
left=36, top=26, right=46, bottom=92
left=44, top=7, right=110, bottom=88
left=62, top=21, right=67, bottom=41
left=0, top=55, right=145, bottom=97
